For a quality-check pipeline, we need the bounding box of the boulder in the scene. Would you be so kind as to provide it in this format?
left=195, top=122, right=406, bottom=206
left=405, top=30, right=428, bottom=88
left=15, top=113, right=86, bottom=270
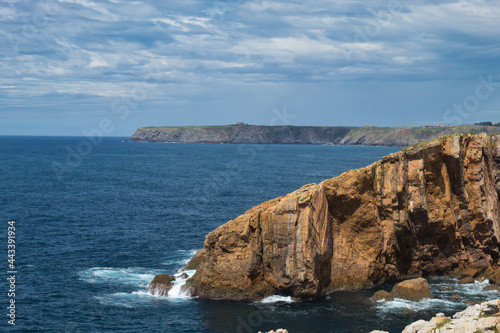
left=488, top=270, right=500, bottom=284
left=148, top=274, right=175, bottom=296
left=458, top=277, right=475, bottom=284
left=391, top=278, right=433, bottom=302
left=461, top=268, right=481, bottom=278
left=371, top=290, right=394, bottom=302
left=482, top=266, right=497, bottom=279
left=484, top=284, right=500, bottom=292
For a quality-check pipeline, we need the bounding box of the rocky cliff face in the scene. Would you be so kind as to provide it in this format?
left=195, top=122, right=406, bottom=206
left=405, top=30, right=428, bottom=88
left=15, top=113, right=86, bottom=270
left=182, top=133, right=500, bottom=301
left=132, top=125, right=500, bottom=146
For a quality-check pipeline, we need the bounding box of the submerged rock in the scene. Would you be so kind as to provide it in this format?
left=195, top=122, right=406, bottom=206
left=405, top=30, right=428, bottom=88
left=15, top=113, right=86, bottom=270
left=391, top=278, right=433, bottom=302
left=148, top=274, right=175, bottom=296
left=484, top=284, right=500, bottom=292
left=179, top=134, right=500, bottom=301
left=371, top=290, right=394, bottom=302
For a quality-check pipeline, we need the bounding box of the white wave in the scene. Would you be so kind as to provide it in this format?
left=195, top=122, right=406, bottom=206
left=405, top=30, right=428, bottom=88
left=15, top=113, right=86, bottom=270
left=260, top=295, right=294, bottom=303
left=95, top=291, right=154, bottom=308
left=83, top=250, right=200, bottom=307
left=377, top=277, right=499, bottom=316
left=94, top=271, right=197, bottom=307
left=378, top=297, right=457, bottom=312
left=80, top=267, right=157, bottom=288
left=167, top=270, right=196, bottom=299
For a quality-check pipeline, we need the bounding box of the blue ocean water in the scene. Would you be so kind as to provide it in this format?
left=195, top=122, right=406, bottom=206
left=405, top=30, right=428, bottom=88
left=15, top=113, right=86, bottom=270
left=1, top=136, right=498, bottom=333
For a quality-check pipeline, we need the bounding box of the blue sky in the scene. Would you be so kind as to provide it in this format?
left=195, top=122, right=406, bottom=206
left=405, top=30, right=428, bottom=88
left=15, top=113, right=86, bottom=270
left=1, top=0, right=499, bottom=136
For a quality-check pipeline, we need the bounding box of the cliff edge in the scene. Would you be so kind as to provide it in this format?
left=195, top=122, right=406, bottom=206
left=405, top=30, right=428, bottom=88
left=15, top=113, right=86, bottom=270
left=179, top=133, right=500, bottom=301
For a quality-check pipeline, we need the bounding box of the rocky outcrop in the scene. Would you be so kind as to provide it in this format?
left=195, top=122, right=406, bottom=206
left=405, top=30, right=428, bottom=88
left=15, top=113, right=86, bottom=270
left=371, top=278, right=433, bottom=302
left=180, top=133, right=500, bottom=301
left=391, top=278, right=433, bottom=302
left=131, top=124, right=500, bottom=147
left=402, top=299, right=500, bottom=333
left=148, top=274, right=175, bottom=296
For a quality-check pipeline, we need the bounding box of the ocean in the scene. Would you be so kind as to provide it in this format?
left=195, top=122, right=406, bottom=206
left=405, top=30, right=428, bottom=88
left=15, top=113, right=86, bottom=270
left=1, top=136, right=498, bottom=333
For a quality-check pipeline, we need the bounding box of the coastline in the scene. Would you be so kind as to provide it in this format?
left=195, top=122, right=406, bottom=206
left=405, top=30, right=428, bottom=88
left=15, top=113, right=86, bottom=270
left=371, top=299, right=500, bottom=333
left=131, top=124, right=500, bottom=147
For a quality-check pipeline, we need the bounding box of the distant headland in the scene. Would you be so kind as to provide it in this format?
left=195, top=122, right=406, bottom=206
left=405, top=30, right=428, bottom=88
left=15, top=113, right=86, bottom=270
left=131, top=122, right=500, bottom=146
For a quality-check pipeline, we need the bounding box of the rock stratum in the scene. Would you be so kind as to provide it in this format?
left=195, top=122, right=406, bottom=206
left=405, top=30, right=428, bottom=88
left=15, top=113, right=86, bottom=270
left=132, top=124, right=500, bottom=146
left=177, top=133, right=500, bottom=301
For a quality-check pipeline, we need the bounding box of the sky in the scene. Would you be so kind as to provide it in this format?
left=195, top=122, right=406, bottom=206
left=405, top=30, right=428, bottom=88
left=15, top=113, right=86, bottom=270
left=1, top=0, right=500, bottom=136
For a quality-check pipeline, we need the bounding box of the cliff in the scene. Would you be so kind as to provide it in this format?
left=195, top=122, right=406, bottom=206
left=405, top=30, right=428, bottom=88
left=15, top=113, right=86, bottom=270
left=131, top=124, right=500, bottom=146
left=181, top=133, right=500, bottom=301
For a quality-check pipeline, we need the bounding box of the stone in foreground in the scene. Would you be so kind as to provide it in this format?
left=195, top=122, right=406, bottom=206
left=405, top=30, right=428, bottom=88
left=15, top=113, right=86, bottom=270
left=402, top=299, right=500, bottom=333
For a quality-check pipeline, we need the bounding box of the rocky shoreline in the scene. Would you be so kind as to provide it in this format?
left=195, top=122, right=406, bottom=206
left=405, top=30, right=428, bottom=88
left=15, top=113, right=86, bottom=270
left=148, top=133, right=500, bottom=331
left=371, top=299, right=500, bottom=333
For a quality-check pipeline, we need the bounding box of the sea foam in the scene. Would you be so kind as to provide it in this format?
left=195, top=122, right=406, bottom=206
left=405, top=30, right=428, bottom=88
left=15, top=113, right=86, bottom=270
left=167, top=270, right=196, bottom=299
left=82, top=249, right=199, bottom=306
left=260, top=295, right=294, bottom=303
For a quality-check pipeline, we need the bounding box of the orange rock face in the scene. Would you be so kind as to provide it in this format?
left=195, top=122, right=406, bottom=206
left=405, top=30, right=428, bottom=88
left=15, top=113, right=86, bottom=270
left=183, top=134, right=500, bottom=300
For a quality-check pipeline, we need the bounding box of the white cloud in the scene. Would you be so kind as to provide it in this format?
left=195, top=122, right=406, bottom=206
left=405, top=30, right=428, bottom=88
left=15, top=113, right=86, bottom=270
left=0, top=6, right=17, bottom=20
left=230, top=35, right=342, bottom=62
left=2, top=0, right=500, bottom=132
left=58, top=0, right=119, bottom=21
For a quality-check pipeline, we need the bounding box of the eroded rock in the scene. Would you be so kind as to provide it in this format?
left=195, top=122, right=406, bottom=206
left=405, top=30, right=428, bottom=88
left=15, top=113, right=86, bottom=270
left=180, top=134, right=500, bottom=301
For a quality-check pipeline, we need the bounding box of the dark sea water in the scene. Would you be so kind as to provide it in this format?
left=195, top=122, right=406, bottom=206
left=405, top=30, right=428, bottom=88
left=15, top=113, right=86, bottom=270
left=1, top=136, right=498, bottom=333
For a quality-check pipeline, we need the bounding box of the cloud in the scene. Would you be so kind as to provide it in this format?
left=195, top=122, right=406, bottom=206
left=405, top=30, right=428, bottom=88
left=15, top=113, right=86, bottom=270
left=1, top=0, right=500, bottom=134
